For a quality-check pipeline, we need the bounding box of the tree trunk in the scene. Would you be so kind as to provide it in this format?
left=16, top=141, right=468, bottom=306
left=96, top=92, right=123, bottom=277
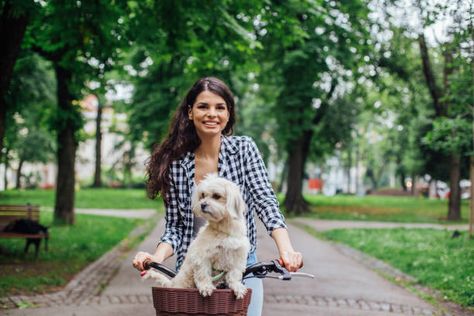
left=411, top=173, right=416, bottom=196
left=15, top=158, right=23, bottom=189
left=277, top=158, right=288, bottom=194
left=346, top=146, right=352, bottom=193
left=469, top=155, right=473, bottom=238
left=282, top=78, right=336, bottom=215
left=447, top=153, right=461, bottom=220
left=93, top=99, right=103, bottom=187
left=284, top=137, right=310, bottom=215
left=3, top=147, right=9, bottom=190
left=355, top=142, right=360, bottom=194
left=400, top=172, right=407, bottom=191
left=123, top=145, right=135, bottom=188
left=53, top=64, right=76, bottom=225
left=0, top=2, right=29, bottom=159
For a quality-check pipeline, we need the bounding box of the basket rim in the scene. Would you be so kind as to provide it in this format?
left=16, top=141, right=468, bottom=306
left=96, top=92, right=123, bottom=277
left=151, top=286, right=252, bottom=314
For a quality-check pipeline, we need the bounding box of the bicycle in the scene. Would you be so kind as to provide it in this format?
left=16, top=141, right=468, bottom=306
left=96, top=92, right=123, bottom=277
left=142, top=259, right=314, bottom=316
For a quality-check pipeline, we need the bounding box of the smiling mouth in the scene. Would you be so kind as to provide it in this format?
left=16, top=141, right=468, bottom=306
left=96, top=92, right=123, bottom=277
left=203, top=121, right=219, bottom=127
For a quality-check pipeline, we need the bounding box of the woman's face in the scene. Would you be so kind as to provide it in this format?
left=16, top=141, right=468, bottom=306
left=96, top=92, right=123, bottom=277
left=188, top=90, right=230, bottom=138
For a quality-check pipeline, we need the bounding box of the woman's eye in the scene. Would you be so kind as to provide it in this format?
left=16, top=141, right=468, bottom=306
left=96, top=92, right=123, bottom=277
left=212, top=193, right=221, bottom=199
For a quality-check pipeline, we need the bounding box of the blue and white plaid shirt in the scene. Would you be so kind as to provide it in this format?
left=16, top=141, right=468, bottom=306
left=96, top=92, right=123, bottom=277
left=159, top=135, right=287, bottom=270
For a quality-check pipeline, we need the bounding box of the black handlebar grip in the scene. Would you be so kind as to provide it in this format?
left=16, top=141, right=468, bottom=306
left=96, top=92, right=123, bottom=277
left=146, top=262, right=177, bottom=278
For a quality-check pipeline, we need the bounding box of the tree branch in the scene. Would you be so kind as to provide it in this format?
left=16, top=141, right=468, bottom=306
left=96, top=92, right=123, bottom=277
left=312, top=78, right=337, bottom=126
left=418, top=32, right=444, bottom=116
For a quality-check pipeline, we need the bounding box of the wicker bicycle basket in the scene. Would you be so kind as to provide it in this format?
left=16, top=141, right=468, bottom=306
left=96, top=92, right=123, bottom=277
left=152, top=287, right=252, bottom=316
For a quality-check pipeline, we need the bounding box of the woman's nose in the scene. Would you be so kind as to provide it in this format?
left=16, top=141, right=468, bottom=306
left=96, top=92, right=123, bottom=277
left=206, top=107, right=217, bottom=117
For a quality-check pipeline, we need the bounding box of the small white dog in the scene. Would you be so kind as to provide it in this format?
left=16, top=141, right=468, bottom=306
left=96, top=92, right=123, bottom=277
left=143, top=174, right=250, bottom=298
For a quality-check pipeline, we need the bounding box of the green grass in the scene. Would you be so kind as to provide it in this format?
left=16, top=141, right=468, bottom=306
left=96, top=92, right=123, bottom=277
left=0, top=211, right=149, bottom=298
left=300, top=194, right=470, bottom=223
left=320, top=228, right=474, bottom=307
left=0, top=188, right=162, bottom=210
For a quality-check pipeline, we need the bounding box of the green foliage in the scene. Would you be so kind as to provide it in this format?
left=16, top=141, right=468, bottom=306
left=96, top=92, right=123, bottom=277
left=0, top=212, right=144, bottom=297
left=258, top=0, right=372, bottom=157
left=322, top=228, right=474, bottom=307
left=20, top=0, right=132, bottom=146
left=423, top=117, right=473, bottom=155
left=125, top=0, right=263, bottom=148
left=4, top=53, right=56, bottom=168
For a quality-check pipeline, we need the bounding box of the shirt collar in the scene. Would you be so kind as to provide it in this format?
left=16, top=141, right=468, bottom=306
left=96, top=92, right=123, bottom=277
left=180, top=135, right=238, bottom=182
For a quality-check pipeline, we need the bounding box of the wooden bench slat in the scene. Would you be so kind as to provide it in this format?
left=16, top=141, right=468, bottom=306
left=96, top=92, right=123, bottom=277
left=0, top=212, right=40, bottom=217
left=0, top=232, right=48, bottom=239
left=0, top=207, right=40, bottom=210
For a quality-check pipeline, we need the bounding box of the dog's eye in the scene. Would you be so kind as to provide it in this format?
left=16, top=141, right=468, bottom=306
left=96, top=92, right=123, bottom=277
left=212, top=193, right=222, bottom=199
left=200, top=193, right=205, bottom=199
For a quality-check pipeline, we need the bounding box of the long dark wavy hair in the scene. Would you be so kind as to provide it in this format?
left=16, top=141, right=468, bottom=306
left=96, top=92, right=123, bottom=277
left=146, top=77, right=236, bottom=204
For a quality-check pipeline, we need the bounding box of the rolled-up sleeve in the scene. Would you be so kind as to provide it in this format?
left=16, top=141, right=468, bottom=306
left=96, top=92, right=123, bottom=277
left=159, top=174, right=184, bottom=253
left=244, top=137, right=287, bottom=234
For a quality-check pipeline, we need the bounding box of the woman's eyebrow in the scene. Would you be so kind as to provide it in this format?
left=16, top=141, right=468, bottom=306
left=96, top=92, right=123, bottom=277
left=196, top=102, right=226, bottom=106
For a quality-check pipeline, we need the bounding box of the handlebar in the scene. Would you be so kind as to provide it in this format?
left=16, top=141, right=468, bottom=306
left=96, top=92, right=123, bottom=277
left=143, top=259, right=314, bottom=281
left=144, top=259, right=177, bottom=278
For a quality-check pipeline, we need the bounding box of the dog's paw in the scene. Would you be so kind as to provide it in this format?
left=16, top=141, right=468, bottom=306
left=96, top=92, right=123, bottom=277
left=198, top=284, right=216, bottom=297
left=231, top=283, right=247, bottom=299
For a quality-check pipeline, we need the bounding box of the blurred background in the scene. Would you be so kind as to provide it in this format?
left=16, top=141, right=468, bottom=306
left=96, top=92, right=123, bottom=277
left=0, top=0, right=473, bottom=310
left=0, top=0, right=472, bottom=220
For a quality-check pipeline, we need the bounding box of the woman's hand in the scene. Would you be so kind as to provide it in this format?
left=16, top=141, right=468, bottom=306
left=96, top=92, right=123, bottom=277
left=280, top=250, right=303, bottom=272
left=271, top=228, right=303, bottom=272
left=132, top=251, right=162, bottom=272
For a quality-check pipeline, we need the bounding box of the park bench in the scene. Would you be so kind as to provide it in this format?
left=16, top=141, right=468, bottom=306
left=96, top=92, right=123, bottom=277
left=0, top=204, right=49, bottom=257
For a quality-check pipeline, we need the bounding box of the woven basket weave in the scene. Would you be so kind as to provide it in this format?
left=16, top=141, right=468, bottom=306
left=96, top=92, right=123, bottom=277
left=152, top=287, right=252, bottom=316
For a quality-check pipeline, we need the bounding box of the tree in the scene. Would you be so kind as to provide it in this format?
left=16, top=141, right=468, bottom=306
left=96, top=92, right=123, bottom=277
left=415, top=1, right=472, bottom=220
left=15, top=131, right=53, bottom=189
left=92, top=94, right=105, bottom=188
left=4, top=52, right=55, bottom=189
left=258, top=1, right=372, bottom=214
left=25, top=0, right=130, bottom=224
left=0, top=1, right=38, bottom=159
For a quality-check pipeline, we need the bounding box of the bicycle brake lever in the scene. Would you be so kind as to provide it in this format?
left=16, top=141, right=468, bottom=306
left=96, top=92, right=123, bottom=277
left=289, top=272, right=315, bottom=278
left=272, top=259, right=291, bottom=280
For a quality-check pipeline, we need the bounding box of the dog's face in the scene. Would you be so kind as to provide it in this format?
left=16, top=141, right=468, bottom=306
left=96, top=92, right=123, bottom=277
left=191, top=174, right=246, bottom=222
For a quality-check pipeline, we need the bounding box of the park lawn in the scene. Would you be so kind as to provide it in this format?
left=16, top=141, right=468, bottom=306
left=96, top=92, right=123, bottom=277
left=0, top=211, right=149, bottom=298
left=302, top=194, right=470, bottom=223
left=0, top=188, right=162, bottom=210
left=320, top=228, right=474, bottom=308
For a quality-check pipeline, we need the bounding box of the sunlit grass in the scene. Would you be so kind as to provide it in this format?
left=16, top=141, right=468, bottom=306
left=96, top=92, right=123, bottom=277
left=0, top=188, right=162, bottom=210
left=0, top=211, right=149, bottom=297
left=321, top=228, right=474, bottom=307
left=301, top=194, right=469, bottom=223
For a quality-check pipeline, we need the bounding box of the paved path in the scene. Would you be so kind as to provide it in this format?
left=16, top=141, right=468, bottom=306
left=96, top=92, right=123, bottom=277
left=2, top=216, right=467, bottom=316
left=75, top=208, right=156, bottom=219
left=291, top=218, right=468, bottom=232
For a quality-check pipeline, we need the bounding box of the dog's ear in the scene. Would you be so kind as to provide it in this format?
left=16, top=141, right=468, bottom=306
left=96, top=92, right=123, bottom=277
left=226, top=183, right=246, bottom=220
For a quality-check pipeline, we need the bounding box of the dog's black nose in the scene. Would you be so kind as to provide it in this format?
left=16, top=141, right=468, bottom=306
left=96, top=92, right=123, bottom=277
left=201, top=203, right=208, bottom=211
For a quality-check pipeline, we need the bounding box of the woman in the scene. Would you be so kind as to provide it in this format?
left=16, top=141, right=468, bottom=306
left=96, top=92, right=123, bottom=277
left=133, top=77, right=303, bottom=316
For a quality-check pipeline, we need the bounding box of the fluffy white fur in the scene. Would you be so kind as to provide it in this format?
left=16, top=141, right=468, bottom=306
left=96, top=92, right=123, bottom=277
left=143, top=174, right=250, bottom=298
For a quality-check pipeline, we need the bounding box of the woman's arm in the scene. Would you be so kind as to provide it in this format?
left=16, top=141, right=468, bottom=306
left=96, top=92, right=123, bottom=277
left=243, top=137, right=303, bottom=271
left=271, top=228, right=303, bottom=272
left=133, top=169, right=183, bottom=271
left=243, top=137, right=287, bottom=231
